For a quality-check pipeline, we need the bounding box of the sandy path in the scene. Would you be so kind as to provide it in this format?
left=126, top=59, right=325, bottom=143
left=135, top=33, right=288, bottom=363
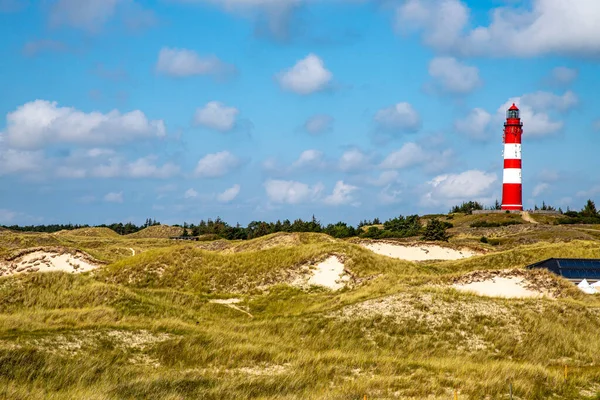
left=521, top=212, right=539, bottom=224
left=453, top=277, right=548, bottom=298
left=209, top=299, right=253, bottom=317
left=363, top=243, right=476, bottom=261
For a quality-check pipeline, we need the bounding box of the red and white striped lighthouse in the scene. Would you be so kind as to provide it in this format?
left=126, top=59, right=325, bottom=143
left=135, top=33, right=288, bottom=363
left=501, top=103, right=523, bottom=211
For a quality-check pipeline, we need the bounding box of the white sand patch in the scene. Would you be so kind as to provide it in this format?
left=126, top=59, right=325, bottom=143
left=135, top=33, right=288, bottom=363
left=308, top=256, right=349, bottom=290
left=209, top=298, right=242, bottom=304
left=293, top=256, right=350, bottom=291
left=453, top=277, right=550, bottom=299
left=363, top=242, right=477, bottom=261
left=0, top=250, right=100, bottom=276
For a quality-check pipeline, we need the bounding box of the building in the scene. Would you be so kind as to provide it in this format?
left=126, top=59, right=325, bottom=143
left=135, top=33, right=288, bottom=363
left=501, top=104, right=523, bottom=211
left=526, top=258, right=600, bottom=284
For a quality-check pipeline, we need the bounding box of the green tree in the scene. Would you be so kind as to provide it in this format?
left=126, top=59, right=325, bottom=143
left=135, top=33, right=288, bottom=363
left=422, top=218, right=450, bottom=241
left=582, top=199, right=598, bottom=217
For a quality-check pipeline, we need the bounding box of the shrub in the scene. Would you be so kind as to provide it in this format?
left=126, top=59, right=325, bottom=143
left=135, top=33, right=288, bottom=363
left=422, top=218, right=450, bottom=241
left=480, top=236, right=489, bottom=244
left=450, top=201, right=484, bottom=214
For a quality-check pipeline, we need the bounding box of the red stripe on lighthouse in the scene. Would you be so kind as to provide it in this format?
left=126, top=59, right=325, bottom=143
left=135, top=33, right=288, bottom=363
left=504, top=159, right=522, bottom=169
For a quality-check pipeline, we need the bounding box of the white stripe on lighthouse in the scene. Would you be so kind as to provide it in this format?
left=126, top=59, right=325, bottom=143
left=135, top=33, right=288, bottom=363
left=503, top=168, right=522, bottom=184
left=503, top=143, right=522, bottom=159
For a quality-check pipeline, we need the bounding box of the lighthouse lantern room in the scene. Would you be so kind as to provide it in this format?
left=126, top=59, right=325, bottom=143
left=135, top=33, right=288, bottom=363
left=501, top=103, right=523, bottom=211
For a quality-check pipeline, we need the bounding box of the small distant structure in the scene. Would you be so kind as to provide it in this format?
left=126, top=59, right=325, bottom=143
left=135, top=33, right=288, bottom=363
left=526, top=258, right=600, bottom=284
left=169, top=236, right=199, bottom=241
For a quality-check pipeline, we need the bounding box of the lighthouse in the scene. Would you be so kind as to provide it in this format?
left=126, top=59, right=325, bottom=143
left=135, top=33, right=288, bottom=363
left=501, top=103, right=523, bottom=211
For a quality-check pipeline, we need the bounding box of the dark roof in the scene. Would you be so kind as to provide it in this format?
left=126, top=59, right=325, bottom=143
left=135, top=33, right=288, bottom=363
left=169, top=236, right=199, bottom=241
left=526, top=258, right=600, bottom=280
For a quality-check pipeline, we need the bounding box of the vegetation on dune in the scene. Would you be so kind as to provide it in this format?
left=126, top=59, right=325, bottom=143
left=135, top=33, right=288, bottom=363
left=559, top=200, right=600, bottom=225
left=2, top=213, right=600, bottom=398
left=126, top=225, right=185, bottom=239
left=470, top=220, right=523, bottom=228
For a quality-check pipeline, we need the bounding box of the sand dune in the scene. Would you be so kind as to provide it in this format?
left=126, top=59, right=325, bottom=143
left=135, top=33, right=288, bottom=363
left=363, top=242, right=477, bottom=261
left=0, top=250, right=100, bottom=277
left=453, top=277, right=548, bottom=298
left=292, top=256, right=350, bottom=291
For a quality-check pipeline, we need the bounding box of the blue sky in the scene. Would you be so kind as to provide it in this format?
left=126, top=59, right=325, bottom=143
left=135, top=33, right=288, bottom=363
left=1, top=0, right=599, bottom=226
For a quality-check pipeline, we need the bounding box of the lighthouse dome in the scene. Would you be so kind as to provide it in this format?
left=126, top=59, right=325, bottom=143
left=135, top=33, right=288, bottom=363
left=507, top=103, right=519, bottom=119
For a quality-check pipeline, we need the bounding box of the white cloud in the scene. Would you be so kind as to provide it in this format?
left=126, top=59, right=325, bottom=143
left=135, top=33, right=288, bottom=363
left=277, top=53, right=332, bottom=95
left=56, top=166, right=87, bottom=179
left=496, top=91, right=577, bottom=137
left=368, top=170, right=400, bottom=187
left=323, top=180, right=359, bottom=206
left=576, top=186, right=600, bottom=199
left=49, top=0, right=120, bottom=32
left=91, top=156, right=179, bottom=179
left=519, top=91, right=578, bottom=112
left=264, top=179, right=324, bottom=204
left=532, top=183, right=550, bottom=197
left=395, top=0, right=468, bottom=50
left=194, top=151, right=240, bottom=178
left=422, top=169, right=497, bottom=206
left=396, top=0, right=600, bottom=57
left=549, top=67, right=578, bottom=86
left=103, top=191, right=123, bottom=203
left=378, top=185, right=403, bottom=205
left=178, top=0, right=299, bottom=39
left=454, top=108, right=492, bottom=140
left=380, top=142, right=428, bottom=169
left=428, top=57, right=481, bottom=94
left=184, top=188, right=198, bottom=199
left=194, top=101, right=239, bottom=132
left=156, top=47, right=235, bottom=78
left=339, top=148, right=369, bottom=172
left=0, top=146, right=43, bottom=176
left=303, top=114, right=334, bottom=134
left=87, top=148, right=116, bottom=157
left=374, top=102, right=421, bottom=133
left=460, top=90, right=579, bottom=140
left=217, top=184, right=241, bottom=203
left=2, top=100, right=165, bottom=150
left=292, top=149, right=326, bottom=170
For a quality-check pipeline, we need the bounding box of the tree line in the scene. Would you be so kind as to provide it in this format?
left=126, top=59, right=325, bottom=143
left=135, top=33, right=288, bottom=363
left=2, top=214, right=451, bottom=241
left=3, top=198, right=597, bottom=240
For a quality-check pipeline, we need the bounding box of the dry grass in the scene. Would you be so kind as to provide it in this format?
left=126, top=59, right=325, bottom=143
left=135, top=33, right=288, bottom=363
left=126, top=225, right=184, bottom=239
left=1, top=228, right=600, bottom=399
left=53, top=227, right=120, bottom=238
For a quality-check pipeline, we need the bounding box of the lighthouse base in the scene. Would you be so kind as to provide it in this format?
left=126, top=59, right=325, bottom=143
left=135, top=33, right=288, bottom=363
left=501, top=204, right=523, bottom=211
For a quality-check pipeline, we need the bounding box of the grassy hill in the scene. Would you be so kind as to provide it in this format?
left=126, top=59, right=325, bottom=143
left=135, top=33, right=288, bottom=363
left=1, top=221, right=600, bottom=399
left=126, top=225, right=185, bottom=239
left=53, top=227, right=121, bottom=238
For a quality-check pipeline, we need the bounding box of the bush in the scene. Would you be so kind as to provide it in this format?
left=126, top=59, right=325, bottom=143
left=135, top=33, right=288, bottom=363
left=422, top=218, right=449, bottom=241
left=480, top=236, right=489, bottom=244
left=450, top=201, right=484, bottom=214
